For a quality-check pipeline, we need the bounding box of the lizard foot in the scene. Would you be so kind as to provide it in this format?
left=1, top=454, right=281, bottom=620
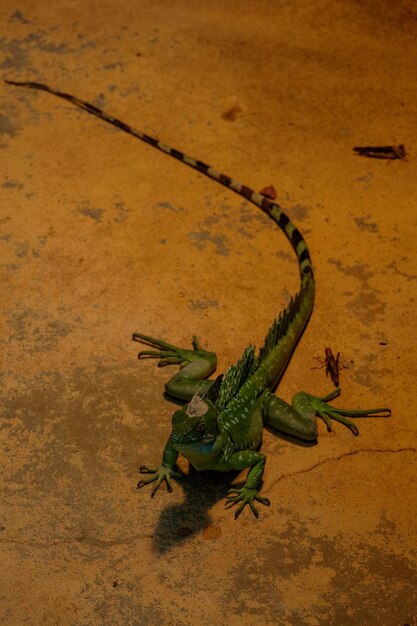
left=137, top=464, right=182, bottom=497
left=296, top=388, right=391, bottom=436
left=132, top=332, right=213, bottom=368
left=225, top=486, right=270, bottom=519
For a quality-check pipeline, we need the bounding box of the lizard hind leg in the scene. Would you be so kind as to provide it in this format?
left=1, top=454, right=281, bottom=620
left=292, top=389, right=391, bottom=436
left=132, top=331, right=218, bottom=401
left=263, top=392, right=319, bottom=441
left=263, top=389, right=391, bottom=440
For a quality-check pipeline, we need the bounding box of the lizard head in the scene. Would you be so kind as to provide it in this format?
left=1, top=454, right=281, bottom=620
left=170, top=393, right=219, bottom=456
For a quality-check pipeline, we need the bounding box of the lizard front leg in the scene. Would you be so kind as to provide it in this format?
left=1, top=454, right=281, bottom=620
left=134, top=332, right=217, bottom=498
left=137, top=435, right=182, bottom=496
left=225, top=451, right=270, bottom=519
left=132, top=332, right=217, bottom=401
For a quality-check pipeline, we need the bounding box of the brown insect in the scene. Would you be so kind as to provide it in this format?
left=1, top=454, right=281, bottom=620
left=353, top=144, right=407, bottom=160
left=312, top=348, right=347, bottom=387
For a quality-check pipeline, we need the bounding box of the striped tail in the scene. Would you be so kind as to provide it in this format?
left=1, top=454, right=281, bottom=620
left=6, top=79, right=315, bottom=389
left=5, top=80, right=313, bottom=280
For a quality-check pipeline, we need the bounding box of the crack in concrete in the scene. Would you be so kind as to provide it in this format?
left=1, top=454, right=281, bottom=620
left=270, top=447, right=416, bottom=488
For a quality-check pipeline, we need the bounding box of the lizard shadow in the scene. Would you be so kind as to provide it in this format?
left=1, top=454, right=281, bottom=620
left=150, top=425, right=317, bottom=553
left=151, top=466, right=237, bottom=553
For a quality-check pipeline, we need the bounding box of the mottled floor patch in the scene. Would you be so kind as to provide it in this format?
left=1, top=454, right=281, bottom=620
left=385, top=259, right=416, bottom=282
left=347, top=289, right=386, bottom=324
left=224, top=516, right=417, bottom=626
left=6, top=307, right=74, bottom=353
left=189, top=298, right=219, bottom=310
left=2, top=178, right=24, bottom=189
left=233, top=201, right=268, bottom=233
left=155, top=200, right=185, bottom=213
left=347, top=362, right=394, bottom=392
left=275, top=249, right=293, bottom=262
left=187, top=199, right=271, bottom=254
left=9, top=10, right=32, bottom=24
left=112, top=200, right=130, bottom=224
left=327, top=258, right=387, bottom=323
left=355, top=171, right=374, bottom=187
left=354, top=214, right=379, bottom=233
left=0, top=111, right=18, bottom=137
left=327, top=258, right=374, bottom=282
left=221, top=103, right=242, bottom=121
left=1, top=29, right=96, bottom=93
left=288, top=203, right=310, bottom=221
left=327, top=252, right=415, bottom=325
left=0, top=233, right=48, bottom=268
left=100, top=61, right=125, bottom=72
left=1, top=360, right=163, bottom=490
left=188, top=229, right=231, bottom=256
left=78, top=206, right=106, bottom=222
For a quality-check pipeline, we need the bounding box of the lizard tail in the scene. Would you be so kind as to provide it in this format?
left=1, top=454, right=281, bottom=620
left=5, top=79, right=313, bottom=283
left=6, top=79, right=315, bottom=392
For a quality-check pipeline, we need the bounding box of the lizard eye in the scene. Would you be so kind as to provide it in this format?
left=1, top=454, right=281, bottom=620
left=197, top=422, right=206, bottom=432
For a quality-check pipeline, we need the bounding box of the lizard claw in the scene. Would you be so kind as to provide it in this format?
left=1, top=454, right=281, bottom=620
left=132, top=332, right=211, bottom=368
left=137, top=464, right=181, bottom=496
left=225, top=487, right=270, bottom=519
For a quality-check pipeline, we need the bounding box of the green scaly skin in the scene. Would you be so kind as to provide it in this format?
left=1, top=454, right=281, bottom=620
left=6, top=79, right=391, bottom=519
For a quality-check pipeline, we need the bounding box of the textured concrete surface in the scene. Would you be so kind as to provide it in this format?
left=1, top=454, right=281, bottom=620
left=1, top=1, right=416, bottom=625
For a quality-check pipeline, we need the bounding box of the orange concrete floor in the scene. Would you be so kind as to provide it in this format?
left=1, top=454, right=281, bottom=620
left=1, top=1, right=416, bottom=624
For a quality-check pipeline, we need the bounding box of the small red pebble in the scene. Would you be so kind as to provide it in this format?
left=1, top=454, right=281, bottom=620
left=259, top=185, right=277, bottom=200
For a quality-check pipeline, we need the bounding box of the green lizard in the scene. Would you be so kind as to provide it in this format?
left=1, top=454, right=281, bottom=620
left=6, top=79, right=391, bottom=518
